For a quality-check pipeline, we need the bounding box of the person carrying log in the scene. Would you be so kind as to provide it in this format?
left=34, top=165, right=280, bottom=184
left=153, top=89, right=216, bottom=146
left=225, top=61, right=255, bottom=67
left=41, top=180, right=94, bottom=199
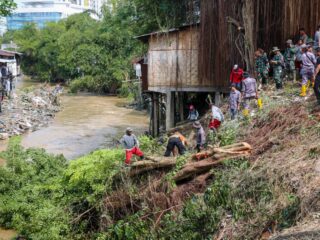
left=120, top=127, right=144, bottom=165
left=164, top=131, right=187, bottom=157
left=193, top=121, right=206, bottom=152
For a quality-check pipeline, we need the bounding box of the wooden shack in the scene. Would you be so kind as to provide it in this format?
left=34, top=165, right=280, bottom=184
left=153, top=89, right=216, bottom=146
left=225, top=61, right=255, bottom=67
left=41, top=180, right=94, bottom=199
left=137, top=25, right=216, bottom=136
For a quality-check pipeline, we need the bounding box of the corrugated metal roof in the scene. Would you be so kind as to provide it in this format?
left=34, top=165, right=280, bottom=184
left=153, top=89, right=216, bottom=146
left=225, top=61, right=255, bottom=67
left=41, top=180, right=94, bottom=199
left=135, top=23, right=200, bottom=42
left=0, top=50, right=22, bottom=57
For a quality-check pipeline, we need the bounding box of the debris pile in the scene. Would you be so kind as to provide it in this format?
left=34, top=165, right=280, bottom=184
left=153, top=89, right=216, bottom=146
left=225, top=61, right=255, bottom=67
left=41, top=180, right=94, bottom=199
left=0, top=87, right=60, bottom=139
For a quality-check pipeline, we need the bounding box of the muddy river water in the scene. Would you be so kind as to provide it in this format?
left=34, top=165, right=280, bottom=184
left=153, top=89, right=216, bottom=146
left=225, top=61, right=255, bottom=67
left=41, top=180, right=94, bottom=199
left=17, top=78, right=148, bottom=159
left=0, top=78, right=149, bottom=239
left=2, top=78, right=149, bottom=160
left=21, top=94, right=149, bottom=159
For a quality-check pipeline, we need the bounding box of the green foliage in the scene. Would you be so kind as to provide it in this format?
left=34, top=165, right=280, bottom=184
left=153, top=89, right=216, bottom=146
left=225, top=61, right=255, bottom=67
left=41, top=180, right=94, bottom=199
left=138, top=135, right=163, bottom=155
left=0, top=138, right=127, bottom=239
left=216, top=121, right=240, bottom=146
left=103, top=212, right=153, bottom=240
left=0, top=0, right=16, bottom=16
left=64, top=149, right=124, bottom=204
left=0, top=137, right=70, bottom=239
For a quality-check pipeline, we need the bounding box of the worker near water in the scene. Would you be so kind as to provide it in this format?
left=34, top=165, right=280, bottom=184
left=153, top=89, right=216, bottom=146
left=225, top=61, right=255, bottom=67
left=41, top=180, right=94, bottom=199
left=241, top=72, right=258, bottom=117
left=193, top=121, right=206, bottom=152
left=270, top=46, right=285, bottom=89
left=164, top=131, right=187, bottom=157
left=209, top=103, right=224, bottom=131
left=120, top=127, right=144, bottom=165
left=229, top=64, right=244, bottom=90
left=229, top=83, right=241, bottom=120
left=284, top=39, right=297, bottom=82
left=255, top=49, right=269, bottom=88
left=300, top=44, right=316, bottom=97
left=313, top=47, right=320, bottom=104
left=187, top=104, right=199, bottom=121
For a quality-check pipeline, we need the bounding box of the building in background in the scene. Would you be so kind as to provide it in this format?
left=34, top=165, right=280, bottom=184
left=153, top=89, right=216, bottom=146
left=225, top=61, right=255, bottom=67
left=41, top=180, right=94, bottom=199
left=0, top=17, right=7, bottom=36
left=6, top=0, right=101, bottom=31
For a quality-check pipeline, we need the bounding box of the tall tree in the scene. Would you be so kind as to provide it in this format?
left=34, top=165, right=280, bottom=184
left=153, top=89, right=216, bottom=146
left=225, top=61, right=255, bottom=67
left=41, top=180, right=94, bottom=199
left=0, top=0, right=17, bottom=16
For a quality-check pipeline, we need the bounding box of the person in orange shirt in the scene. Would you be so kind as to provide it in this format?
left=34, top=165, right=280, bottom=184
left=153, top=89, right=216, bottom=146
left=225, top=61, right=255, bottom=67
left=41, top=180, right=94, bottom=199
left=164, top=131, right=187, bottom=157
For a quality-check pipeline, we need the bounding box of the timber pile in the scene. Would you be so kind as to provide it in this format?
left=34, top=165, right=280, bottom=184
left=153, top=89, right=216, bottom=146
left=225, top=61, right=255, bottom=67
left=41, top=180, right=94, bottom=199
left=130, top=142, right=252, bottom=182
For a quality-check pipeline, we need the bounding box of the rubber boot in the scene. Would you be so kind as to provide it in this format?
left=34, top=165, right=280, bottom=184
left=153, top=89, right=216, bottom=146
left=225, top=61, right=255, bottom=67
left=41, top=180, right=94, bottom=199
left=257, top=98, right=263, bottom=110
left=242, top=109, right=249, bottom=117
left=300, top=85, right=307, bottom=97
left=306, top=80, right=311, bottom=90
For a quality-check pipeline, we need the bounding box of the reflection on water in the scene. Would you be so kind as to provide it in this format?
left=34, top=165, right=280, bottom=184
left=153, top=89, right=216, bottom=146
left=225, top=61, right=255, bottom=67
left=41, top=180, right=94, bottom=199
left=0, top=228, right=16, bottom=240
left=21, top=94, right=148, bottom=159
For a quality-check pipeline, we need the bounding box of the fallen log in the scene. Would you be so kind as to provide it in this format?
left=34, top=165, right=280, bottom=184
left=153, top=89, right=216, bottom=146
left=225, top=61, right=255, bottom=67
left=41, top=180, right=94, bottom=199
left=129, top=142, right=252, bottom=179
left=174, top=151, right=251, bottom=182
left=192, top=142, right=252, bottom=160
left=129, top=157, right=176, bottom=176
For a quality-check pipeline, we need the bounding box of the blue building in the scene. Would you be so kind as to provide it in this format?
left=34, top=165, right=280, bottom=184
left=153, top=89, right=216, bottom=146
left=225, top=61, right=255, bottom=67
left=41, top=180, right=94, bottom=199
left=7, top=0, right=89, bottom=30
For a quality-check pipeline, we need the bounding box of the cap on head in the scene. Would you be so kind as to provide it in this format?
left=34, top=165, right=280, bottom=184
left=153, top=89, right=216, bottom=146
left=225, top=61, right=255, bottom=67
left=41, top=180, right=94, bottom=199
left=233, top=64, right=238, bottom=70
left=231, top=83, right=236, bottom=88
left=301, top=44, right=308, bottom=49
left=286, top=39, right=293, bottom=44
left=242, top=72, right=250, bottom=78
left=272, top=46, right=280, bottom=52
left=193, top=121, right=202, bottom=129
left=126, top=127, right=133, bottom=133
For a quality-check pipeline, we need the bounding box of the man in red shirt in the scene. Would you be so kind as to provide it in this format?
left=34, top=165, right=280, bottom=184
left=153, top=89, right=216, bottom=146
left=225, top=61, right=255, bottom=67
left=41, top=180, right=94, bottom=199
left=230, top=64, right=244, bottom=90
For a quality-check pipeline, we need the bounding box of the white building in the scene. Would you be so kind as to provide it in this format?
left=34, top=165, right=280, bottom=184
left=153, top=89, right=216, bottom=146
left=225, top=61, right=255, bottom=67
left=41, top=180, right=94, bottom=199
left=6, top=0, right=93, bottom=30
left=0, top=17, right=7, bottom=36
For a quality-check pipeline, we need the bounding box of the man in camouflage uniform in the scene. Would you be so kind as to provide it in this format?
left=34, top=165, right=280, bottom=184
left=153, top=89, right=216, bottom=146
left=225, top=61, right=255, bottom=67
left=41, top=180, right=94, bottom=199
left=270, top=46, right=285, bottom=89
left=284, top=39, right=297, bottom=82
left=255, top=49, right=269, bottom=87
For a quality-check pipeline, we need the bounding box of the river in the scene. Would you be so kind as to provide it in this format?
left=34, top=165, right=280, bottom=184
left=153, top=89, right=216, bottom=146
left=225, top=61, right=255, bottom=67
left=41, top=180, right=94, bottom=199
left=3, top=77, right=149, bottom=160
left=0, top=77, right=149, bottom=239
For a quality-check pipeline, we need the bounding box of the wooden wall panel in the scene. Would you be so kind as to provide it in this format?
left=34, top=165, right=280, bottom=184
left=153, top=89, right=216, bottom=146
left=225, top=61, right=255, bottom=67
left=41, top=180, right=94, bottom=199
left=147, top=27, right=200, bottom=91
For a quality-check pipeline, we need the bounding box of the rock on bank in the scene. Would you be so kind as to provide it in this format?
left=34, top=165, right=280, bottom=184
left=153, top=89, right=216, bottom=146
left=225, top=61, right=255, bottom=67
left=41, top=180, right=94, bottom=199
left=0, top=86, right=60, bottom=140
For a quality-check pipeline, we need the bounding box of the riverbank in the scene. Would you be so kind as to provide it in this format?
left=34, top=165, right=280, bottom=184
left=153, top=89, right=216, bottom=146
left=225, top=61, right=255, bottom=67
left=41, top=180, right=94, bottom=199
left=0, top=85, right=60, bottom=140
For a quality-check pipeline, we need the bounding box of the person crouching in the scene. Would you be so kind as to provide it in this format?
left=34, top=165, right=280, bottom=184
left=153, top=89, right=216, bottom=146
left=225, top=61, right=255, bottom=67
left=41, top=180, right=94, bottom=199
left=164, top=131, right=187, bottom=157
left=120, top=127, right=144, bottom=165
left=209, top=104, right=224, bottom=132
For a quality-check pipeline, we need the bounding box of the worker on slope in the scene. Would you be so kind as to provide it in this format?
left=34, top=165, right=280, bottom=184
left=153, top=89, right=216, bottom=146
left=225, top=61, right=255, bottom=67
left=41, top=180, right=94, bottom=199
left=255, top=49, right=269, bottom=88
left=300, top=44, right=316, bottom=97
left=241, top=72, right=258, bottom=117
left=229, top=64, right=244, bottom=90
left=120, top=127, right=144, bottom=165
left=270, top=46, right=285, bottom=89
left=313, top=47, right=320, bottom=104
left=229, top=83, right=241, bottom=120
left=164, top=131, right=187, bottom=157
left=209, top=103, right=224, bottom=131
left=193, top=121, right=206, bottom=152
left=284, top=39, right=297, bottom=82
